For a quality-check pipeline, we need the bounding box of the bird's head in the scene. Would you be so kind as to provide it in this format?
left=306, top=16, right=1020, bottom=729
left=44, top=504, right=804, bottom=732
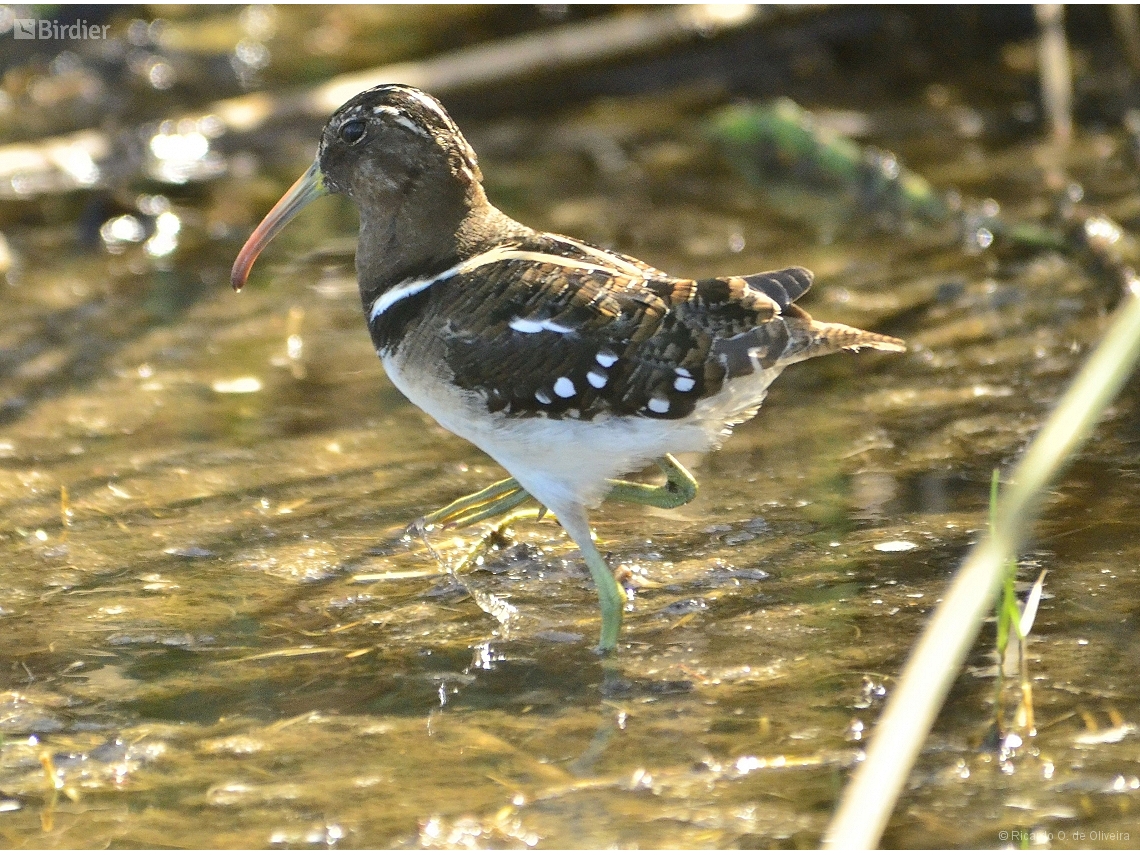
left=231, top=85, right=484, bottom=291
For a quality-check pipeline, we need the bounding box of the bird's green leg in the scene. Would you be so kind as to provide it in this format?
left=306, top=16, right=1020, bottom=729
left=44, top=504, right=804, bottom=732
left=413, top=482, right=547, bottom=590
left=605, top=454, right=698, bottom=509
left=415, top=455, right=694, bottom=652
left=585, top=455, right=694, bottom=649
left=553, top=507, right=625, bottom=653
left=586, top=542, right=625, bottom=652
left=425, top=500, right=623, bottom=651
left=579, top=458, right=693, bottom=652
left=418, top=476, right=533, bottom=530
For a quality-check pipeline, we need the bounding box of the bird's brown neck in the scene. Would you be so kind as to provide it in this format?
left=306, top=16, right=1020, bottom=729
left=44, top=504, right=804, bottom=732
left=355, top=176, right=526, bottom=299
left=355, top=177, right=529, bottom=353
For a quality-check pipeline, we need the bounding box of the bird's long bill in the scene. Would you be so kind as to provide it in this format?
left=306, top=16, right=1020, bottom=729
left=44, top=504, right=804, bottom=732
left=231, top=160, right=328, bottom=291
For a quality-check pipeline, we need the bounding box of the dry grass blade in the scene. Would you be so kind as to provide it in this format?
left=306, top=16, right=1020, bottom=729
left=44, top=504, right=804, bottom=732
left=1035, top=4, right=1074, bottom=146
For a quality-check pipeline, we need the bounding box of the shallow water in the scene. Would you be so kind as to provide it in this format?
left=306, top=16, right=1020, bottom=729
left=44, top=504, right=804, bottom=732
left=2, top=6, right=1140, bottom=849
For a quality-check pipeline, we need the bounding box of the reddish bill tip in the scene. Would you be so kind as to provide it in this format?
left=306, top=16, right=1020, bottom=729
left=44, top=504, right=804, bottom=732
left=231, top=161, right=328, bottom=291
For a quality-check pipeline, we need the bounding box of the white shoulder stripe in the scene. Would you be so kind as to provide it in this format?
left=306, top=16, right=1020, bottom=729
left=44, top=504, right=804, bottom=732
left=369, top=248, right=500, bottom=321
left=497, top=250, right=615, bottom=275
left=369, top=243, right=636, bottom=323
left=369, top=275, right=439, bottom=322
left=370, top=245, right=512, bottom=321
left=548, top=233, right=650, bottom=279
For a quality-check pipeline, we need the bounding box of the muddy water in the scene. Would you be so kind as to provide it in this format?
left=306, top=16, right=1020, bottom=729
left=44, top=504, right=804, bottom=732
left=1, top=6, right=1140, bottom=849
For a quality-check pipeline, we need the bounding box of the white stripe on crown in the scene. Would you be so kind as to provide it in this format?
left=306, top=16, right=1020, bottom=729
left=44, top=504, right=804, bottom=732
left=372, top=105, right=431, bottom=139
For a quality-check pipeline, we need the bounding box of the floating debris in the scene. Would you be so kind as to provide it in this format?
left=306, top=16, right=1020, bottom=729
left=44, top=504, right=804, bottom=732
left=874, top=540, right=918, bottom=552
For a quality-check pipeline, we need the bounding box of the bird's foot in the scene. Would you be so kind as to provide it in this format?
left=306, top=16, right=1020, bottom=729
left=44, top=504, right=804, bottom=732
left=605, top=454, right=698, bottom=509
left=413, top=454, right=696, bottom=652
left=415, top=476, right=534, bottom=532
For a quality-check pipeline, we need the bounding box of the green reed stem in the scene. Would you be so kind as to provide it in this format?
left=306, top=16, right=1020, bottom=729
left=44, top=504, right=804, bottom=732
left=824, top=282, right=1140, bottom=849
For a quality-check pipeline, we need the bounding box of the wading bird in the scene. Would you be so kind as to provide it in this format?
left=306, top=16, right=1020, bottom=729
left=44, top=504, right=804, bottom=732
left=232, top=85, right=904, bottom=652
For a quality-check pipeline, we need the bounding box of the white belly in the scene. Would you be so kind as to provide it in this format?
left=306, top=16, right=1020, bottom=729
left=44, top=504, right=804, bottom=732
left=381, top=351, right=785, bottom=516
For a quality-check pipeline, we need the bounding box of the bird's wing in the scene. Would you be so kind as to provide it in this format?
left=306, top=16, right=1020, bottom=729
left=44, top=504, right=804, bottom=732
left=437, top=234, right=865, bottom=420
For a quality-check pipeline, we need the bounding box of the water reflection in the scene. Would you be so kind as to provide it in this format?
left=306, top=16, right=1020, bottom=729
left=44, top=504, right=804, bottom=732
left=850, top=469, right=982, bottom=521
left=146, top=117, right=226, bottom=184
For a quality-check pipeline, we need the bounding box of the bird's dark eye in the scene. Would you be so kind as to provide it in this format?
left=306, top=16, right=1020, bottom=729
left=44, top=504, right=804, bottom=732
left=339, top=119, right=366, bottom=144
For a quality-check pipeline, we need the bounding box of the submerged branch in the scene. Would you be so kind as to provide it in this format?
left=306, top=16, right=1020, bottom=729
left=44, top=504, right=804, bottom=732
left=0, top=5, right=764, bottom=199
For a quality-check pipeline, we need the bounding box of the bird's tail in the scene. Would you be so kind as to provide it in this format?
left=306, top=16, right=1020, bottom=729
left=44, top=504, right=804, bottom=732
left=783, top=320, right=906, bottom=365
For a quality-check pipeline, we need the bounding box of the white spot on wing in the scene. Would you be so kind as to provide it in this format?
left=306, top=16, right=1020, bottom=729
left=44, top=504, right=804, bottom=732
left=596, top=350, right=618, bottom=368
left=535, top=390, right=552, bottom=405
left=648, top=396, right=670, bottom=414
left=509, top=317, right=545, bottom=334
left=509, top=316, right=575, bottom=334
left=673, top=375, right=695, bottom=392
left=554, top=377, right=576, bottom=398
left=586, top=370, right=607, bottom=389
